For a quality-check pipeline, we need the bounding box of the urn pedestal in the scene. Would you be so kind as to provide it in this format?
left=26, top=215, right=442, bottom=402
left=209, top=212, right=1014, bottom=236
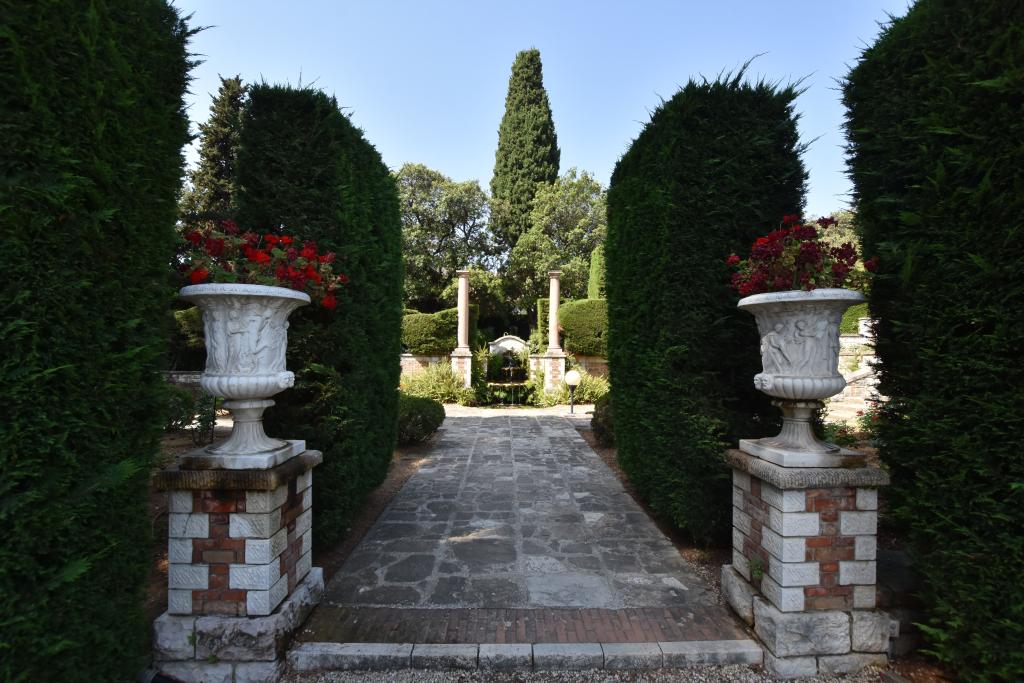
left=737, top=288, right=865, bottom=468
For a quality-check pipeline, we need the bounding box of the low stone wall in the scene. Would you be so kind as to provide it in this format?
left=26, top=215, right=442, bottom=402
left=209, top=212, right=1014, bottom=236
left=575, top=355, right=609, bottom=378
left=164, top=370, right=203, bottom=387
left=399, top=353, right=448, bottom=377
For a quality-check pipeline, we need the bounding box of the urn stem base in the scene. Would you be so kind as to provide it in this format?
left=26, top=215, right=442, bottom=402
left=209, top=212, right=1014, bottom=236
left=177, top=399, right=305, bottom=470
left=740, top=400, right=866, bottom=468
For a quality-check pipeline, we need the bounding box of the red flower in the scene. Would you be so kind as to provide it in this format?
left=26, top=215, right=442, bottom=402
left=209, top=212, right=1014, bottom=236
left=782, top=214, right=802, bottom=225
left=184, top=230, right=202, bottom=246
left=254, top=250, right=271, bottom=265
left=264, top=234, right=279, bottom=246
left=320, top=293, right=337, bottom=310
left=300, top=243, right=317, bottom=260
left=189, top=267, right=210, bottom=284
left=864, top=256, right=879, bottom=273
left=279, top=236, right=294, bottom=246
left=319, top=252, right=336, bottom=264
left=242, top=232, right=259, bottom=246
left=221, top=219, right=239, bottom=235
left=337, top=273, right=349, bottom=284
left=726, top=254, right=741, bottom=266
left=204, top=237, right=225, bottom=257
left=286, top=247, right=298, bottom=261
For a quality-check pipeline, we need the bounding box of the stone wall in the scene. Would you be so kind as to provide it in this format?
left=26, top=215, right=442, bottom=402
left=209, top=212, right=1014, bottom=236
left=399, top=353, right=448, bottom=377
left=575, top=355, right=609, bottom=378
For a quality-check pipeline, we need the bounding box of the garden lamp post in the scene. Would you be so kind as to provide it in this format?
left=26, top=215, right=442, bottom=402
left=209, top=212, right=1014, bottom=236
left=564, top=369, right=582, bottom=414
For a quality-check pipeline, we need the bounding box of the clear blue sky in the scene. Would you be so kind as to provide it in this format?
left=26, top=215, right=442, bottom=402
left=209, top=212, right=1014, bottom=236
left=176, top=0, right=910, bottom=218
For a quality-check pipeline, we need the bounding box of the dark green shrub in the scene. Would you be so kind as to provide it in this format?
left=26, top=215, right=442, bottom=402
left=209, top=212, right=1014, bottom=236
left=401, top=305, right=478, bottom=354
left=606, top=69, right=806, bottom=544
left=0, top=1, right=192, bottom=679
left=559, top=299, right=608, bottom=356
left=164, top=383, right=199, bottom=432
left=236, top=85, right=403, bottom=548
left=839, top=302, right=869, bottom=335
left=397, top=393, right=445, bottom=445
left=592, top=394, right=615, bottom=447
left=844, top=2, right=1024, bottom=678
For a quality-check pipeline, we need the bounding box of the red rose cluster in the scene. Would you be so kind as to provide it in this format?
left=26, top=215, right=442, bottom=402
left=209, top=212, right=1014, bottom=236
left=182, top=220, right=348, bottom=309
left=727, top=215, right=873, bottom=296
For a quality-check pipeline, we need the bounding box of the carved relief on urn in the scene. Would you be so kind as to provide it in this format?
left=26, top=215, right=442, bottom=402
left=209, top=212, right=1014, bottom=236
left=738, top=288, right=865, bottom=467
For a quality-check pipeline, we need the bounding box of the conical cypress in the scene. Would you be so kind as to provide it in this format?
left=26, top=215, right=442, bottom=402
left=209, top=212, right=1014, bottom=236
left=180, top=75, right=247, bottom=226
left=490, top=49, right=560, bottom=253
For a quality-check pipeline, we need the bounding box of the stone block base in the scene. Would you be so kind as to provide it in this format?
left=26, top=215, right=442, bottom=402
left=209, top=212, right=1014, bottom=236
left=154, top=567, right=323, bottom=682
left=528, top=353, right=566, bottom=393
left=450, top=348, right=473, bottom=389
left=723, top=566, right=894, bottom=678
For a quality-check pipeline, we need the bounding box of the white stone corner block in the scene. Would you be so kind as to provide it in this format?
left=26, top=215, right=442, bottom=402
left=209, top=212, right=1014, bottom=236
left=229, top=561, right=281, bottom=590
left=855, top=535, right=878, bottom=561
left=301, top=485, right=312, bottom=511
left=168, top=564, right=208, bottom=590
left=733, top=470, right=751, bottom=492
left=732, top=485, right=744, bottom=510
left=763, top=651, right=818, bottom=679
left=295, top=508, right=313, bottom=536
left=839, top=510, right=878, bottom=536
left=168, top=537, right=193, bottom=564
left=168, top=490, right=194, bottom=513
left=230, top=509, right=281, bottom=539
left=732, top=506, right=752, bottom=536
left=246, top=573, right=289, bottom=616
left=732, top=549, right=751, bottom=581
left=852, top=610, right=893, bottom=653
left=167, top=589, right=193, bottom=615
left=153, top=612, right=196, bottom=661
left=732, top=527, right=745, bottom=553
left=839, top=560, right=877, bottom=586
left=856, top=488, right=879, bottom=510
left=296, top=469, right=313, bottom=493
left=300, top=529, right=312, bottom=556
left=768, top=556, right=819, bottom=587
left=853, top=585, right=877, bottom=609
left=769, top=508, right=819, bottom=537
left=245, top=484, right=289, bottom=514
left=760, top=481, right=806, bottom=512
left=169, top=512, right=209, bottom=539
left=721, top=565, right=756, bottom=625
left=760, top=573, right=805, bottom=612
left=296, top=549, right=313, bottom=583
left=245, top=527, right=288, bottom=565
left=753, top=597, right=850, bottom=658
left=761, top=526, right=807, bottom=563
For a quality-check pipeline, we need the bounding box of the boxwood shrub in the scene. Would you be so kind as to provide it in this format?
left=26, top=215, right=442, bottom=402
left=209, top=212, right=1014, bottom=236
left=844, top=1, right=1024, bottom=678
left=0, top=1, right=192, bottom=679
left=839, top=302, right=869, bottom=335
left=397, top=393, right=445, bottom=445
left=236, top=85, right=403, bottom=548
left=606, top=69, right=806, bottom=544
left=559, top=299, right=608, bottom=356
left=402, top=305, right=478, bottom=354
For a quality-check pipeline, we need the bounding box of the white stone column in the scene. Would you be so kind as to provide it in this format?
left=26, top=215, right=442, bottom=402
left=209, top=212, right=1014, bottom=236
left=547, top=271, right=562, bottom=351
left=450, top=269, right=473, bottom=388
left=544, top=270, right=565, bottom=392
left=456, top=269, right=471, bottom=350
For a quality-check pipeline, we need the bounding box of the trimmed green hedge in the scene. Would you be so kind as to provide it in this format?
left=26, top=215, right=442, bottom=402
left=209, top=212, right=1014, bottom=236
left=237, top=85, right=403, bottom=548
left=402, top=305, right=478, bottom=354
left=559, top=299, right=608, bottom=356
left=0, top=2, right=192, bottom=679
left=844, top=2, right=1024, bottom=678
left=397, top=393, right=445, bottom=445
left=840, top=302, right=869, bottom=335
left=588, top=244, right=606, bottom=299
left=606, top=70, right=806, bottom=544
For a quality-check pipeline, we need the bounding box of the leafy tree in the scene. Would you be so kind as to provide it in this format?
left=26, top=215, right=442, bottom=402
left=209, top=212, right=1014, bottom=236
left=588, top=244, right=606, bottom=299
left=505, top=168, right=606, bottom=314
left=179, top=75, right=247, bottom=227
left=396, top=163, right=496, bottom=311
left=490, top=48, right=560, bottom=253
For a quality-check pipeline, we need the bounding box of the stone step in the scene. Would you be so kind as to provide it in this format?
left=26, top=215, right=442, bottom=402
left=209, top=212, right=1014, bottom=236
left=287, top=639, right=763, bottom=672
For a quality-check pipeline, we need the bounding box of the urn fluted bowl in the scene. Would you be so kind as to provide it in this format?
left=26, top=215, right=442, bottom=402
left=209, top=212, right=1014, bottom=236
left=737, top=288, right=865, bottom=401
left=179, top=283, right=310, bottom=400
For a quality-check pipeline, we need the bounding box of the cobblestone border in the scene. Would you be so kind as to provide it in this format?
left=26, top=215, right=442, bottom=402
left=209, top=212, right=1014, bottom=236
left=287, top=639, right=763, bottom=672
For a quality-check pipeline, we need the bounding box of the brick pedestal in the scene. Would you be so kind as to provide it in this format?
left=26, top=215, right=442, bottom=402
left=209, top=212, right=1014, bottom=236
left=450, top=348, right=473, bottom=389
left=723, top=449, right=896, bottom=678
left=152, top=451, right=324, bottom=682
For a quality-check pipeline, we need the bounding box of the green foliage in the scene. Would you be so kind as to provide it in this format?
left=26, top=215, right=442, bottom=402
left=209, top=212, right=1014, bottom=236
left=396, top=393, right=445, bottom=445
left=395, top=163, right=496, bottom=311
left=401, top=305, right=478, bottom=355
left=559, top=299, right=608, bottom=356
left=167, top=306, right=206, bottom=370
left=591, top=394, right=615, bottom=447
left=400, top=362, right=475, bottom=405
left=179, top=75, right=247, bottom=228
left=844, top=2, right=1024, bottom=678
left=490, top=48, right=560, bottom=252
left=588, top=244, right=606, bottom=299
left=164, top=383, right=199, bottom=431
left=236, top=84, right=403, bottom=548
left=440, top=268, right=508, bottom=337
left=541, top=369, right=610, bottom=406
left=606, top=68, right=806, bottom=544
left=505, top=169, right=606, bottom=312
left=840, top=302, right=869, bottom=335
left=0, top=1, right=193, bottom=679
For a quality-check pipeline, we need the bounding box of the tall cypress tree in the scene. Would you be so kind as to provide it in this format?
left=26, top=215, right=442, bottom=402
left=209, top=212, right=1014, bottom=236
left=490, top=48, right=560, bottom=254
left=180, top=75, right=247, bottom=227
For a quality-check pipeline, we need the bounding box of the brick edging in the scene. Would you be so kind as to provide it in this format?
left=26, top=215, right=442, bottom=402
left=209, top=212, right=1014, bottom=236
left=288, top=639, right=763, bottom=672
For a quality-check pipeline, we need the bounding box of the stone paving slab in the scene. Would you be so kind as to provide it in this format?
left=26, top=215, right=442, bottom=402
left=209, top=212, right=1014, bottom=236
left=320, top=415, right=717, bottom=610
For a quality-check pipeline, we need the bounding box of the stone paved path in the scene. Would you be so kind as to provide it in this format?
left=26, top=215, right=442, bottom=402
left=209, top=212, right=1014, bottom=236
left=302, top=414, right=747, bottom=643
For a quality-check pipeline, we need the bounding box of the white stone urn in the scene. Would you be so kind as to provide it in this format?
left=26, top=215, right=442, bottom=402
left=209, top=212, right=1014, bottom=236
left=179, top=283, right=309, bottom=469
left=737, top=288, right=865, bottom=467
